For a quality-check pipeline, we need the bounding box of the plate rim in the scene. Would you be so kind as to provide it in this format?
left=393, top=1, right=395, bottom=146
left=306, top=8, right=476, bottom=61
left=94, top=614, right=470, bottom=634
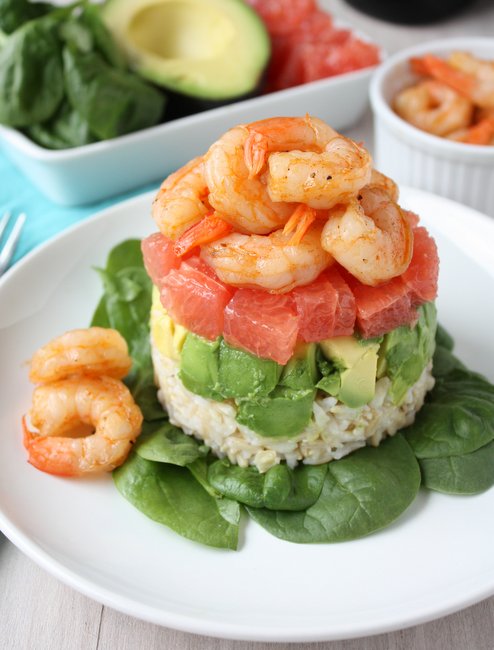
left=1, top=186, right=494, bottom=642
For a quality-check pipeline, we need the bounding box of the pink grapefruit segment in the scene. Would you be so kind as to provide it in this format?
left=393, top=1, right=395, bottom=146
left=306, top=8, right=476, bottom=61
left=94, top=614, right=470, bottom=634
left=223, top=290, right=299, bottom=364
left=402, top=227, right=439, bottom=305
left=326, top=266, right=356, bottom=336
left=347, top=274, right=417, bottom=339
left=292, top=267, right=355, bottom=341
left=141, top=233, right=181, bottom=289
left=160, top=260, right=235, bottom=340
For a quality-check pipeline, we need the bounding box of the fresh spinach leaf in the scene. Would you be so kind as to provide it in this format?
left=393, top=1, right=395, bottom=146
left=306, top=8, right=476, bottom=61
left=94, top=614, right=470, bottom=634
left=79, top=4, right=126, bottom=70
left=26, top=101, right=95, bottom=149
left=0, top=0, right=52, bottom=35
left=187, top=457, right=222, bottom=498
left=59, top=16, right=94, bottom=54
left=135, top=422, right=201, bottom=466
left=432, top=345, right=467, bottom=379
left=419, top=440, right=494, bottom=495
left=247, top=435, right=421, bottom=543
left=435, top=323, right=454, bottom=351
left=91, top=240, right=162, bottom=420
left=405, top=363, right=494, bottom=459
left=113, top=453, right=239, bottom=550
left=63, top=46, right=165, bottom=140
left=209, top=459, right=327, bottom=511
left=0, top=19, right=63, bottom=126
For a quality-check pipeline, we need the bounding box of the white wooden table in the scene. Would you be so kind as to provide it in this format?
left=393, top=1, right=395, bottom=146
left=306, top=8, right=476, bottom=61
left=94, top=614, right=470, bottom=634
left=2, top=2, right=494, bottom=648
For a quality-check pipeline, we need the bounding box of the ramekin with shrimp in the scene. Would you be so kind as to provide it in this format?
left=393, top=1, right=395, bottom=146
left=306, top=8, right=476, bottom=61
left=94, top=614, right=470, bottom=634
left=370, top=37, right=494, bottom=217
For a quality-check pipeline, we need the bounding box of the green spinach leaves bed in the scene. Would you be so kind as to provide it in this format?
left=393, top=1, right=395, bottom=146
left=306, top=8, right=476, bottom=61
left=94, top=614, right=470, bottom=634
left=0, top=1, right=165, bottom=148
left=92, top=240, right=494, bottom=550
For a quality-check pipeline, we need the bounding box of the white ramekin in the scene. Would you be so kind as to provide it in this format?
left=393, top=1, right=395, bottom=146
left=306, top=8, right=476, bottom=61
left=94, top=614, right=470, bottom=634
left=370, top=37, right=494, bottom=217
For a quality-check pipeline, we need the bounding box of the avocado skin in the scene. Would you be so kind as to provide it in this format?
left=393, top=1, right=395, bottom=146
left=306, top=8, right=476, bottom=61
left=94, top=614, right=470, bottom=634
left=236, top=387, right=316, bottom=438
left=163, top=74, right=267, bottom=121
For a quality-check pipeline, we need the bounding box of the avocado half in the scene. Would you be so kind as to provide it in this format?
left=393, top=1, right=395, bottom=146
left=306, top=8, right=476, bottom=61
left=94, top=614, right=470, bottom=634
left=101, top=0, right=270, bottom=102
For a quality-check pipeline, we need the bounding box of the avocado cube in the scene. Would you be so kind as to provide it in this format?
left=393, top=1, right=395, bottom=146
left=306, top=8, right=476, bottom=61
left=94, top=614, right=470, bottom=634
left=320, top=335, right=379, bottom=367
left=380, top=303, right=437, bottom=404
left=318, top=335, right=380, bottom=408
left=316, top=372, right=341, bottom=397
left=179, top=333, right=222, bottom=400
left=280, top=343, right=318, bottom=390
left=236, top=387, right=315, bottom=438
left=338, top=349, right=378, bottom=408
left=217, top=339, right=282, bottom=399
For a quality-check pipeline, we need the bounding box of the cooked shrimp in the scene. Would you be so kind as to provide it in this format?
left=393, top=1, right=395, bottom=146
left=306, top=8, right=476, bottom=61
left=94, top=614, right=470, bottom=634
left=368, top=169, right=399, bottom=202
left=152, top=156, right=211, bottom=240
left=173, top=212, right=233, bottom=256
left=24, top=376, right=143, bottom=476
left=394, top=80, right=473, bottom=136
left=266, top=135, right=372, bottom=209
left=413, top=52, right=494, bottom=109
left=204, top=124, right=295, bottom=235
left=201, top=223, right=332, bottom=293
left=447, top=116, right=494, bottom=145
left=29, top=328, right=132, bottom=384
left=321, top=187, right=413, bottom=286
left=243, top=115, right=339, bottom=177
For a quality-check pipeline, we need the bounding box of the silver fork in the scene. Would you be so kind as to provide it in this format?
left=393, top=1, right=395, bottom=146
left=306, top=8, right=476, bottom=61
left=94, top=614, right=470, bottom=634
left=0, top=212, right=26, bottom=276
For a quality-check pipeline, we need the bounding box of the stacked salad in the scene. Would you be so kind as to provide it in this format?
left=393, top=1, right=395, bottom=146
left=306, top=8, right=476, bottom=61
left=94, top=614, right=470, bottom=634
left=90, top=118, right=494, bottom=549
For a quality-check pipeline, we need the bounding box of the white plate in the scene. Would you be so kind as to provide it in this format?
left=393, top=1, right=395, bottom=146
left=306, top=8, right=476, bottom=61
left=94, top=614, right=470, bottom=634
left=0, top=188, right=493, bottom=642
left=0, top=1, right=381, bottom=207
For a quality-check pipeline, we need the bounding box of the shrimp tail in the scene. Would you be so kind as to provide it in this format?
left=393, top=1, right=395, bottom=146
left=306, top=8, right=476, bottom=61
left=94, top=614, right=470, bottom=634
left=413, top=54, right=475, bottom=98
left=283, top=205, right=318, bottom=245
left=173, top=213, right=233, bottom=256
left=459, top=117, right=494, bottom=144
left=244, top=132, right=268, bottom=178
left=22, top=416, right=77, bottom=477
left=410, top=56, right=430, bottom=76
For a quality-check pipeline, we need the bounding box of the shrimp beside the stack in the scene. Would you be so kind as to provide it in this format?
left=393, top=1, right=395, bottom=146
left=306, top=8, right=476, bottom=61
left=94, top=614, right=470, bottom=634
left=24, top=327, right=142, bottom=477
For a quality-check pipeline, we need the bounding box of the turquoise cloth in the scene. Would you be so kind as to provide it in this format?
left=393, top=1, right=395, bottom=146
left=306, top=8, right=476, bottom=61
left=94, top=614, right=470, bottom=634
left=0, top=146, right=159, bottom=268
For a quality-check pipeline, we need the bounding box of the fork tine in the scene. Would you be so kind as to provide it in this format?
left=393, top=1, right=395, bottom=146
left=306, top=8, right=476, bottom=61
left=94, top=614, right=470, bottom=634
left=0, top=212, right=26, bottom=276
left=0, top=212, right=10, bottom=241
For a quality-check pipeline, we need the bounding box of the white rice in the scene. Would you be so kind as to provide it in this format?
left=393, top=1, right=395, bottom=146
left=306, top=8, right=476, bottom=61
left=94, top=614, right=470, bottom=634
left=151, top=341, right=435, bottom=473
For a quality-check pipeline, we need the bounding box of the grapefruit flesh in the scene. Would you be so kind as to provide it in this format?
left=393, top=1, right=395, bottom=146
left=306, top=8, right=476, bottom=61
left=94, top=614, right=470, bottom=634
left=326, top=266, right=357, bottom=336
left=292, top=267, right=356, bottom=341
left=402, top=227, right=439, bottom=304
left=160, top=260, right=235, bottom=340
left=141, top=233, right=180, bottom=288
left=347, top=275, right=417, bottom=339
left=223, top=289, right=299, bottom=364
left=246, top=0, right=316, bottom=36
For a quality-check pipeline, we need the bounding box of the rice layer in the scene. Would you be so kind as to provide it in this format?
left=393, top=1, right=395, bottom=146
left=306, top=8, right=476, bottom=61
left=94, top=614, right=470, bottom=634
left=151, top=341, right=435, bottom=473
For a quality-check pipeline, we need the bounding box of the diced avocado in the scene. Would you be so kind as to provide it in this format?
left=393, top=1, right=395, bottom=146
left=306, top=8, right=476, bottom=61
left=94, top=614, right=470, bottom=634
left=236, top=387, right=316, bottom=438
left=380, top=302, right=437, bottom=404
left=217, top=339, right=282, bottom=399
left=320, top=336, right=379, bottom=368
left=280, top=343, right=318, bottom=390
left=318, top=335, right=380, bottom=408
left=316, top=372, right=340, bottom=397
left=101, top=0, right=270, bottom=102
left=338, top=350, right=378, bottom=408
left=179, top=332, right=222, bottom=400
left=150, top=287, right=187, bottom=360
